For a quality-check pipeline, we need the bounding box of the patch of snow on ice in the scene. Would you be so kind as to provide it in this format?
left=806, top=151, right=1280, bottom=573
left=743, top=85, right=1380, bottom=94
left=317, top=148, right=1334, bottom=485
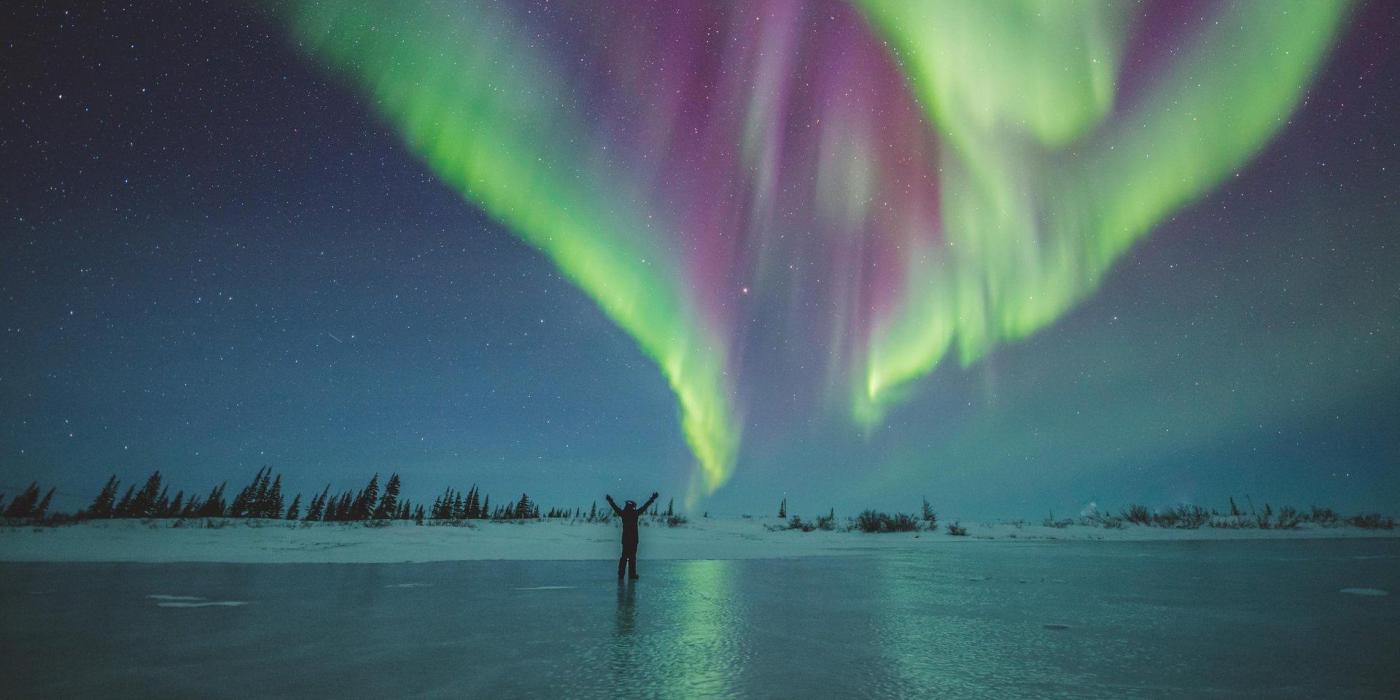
left=1339, top=588, right=1388, bottom=597
left=146, top=594, right=205, bottom=601
left=515, top=586, right=577, bottom=591
left=1043, top=624, right=1071, bottom=631
left=384, top=583, right=432, bottom=588
left=156, top=601, right=248, bottom=608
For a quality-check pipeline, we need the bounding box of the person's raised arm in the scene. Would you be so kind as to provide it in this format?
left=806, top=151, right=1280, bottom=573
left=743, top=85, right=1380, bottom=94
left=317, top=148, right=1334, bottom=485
left=605, top=494, right=623, bottom=516
left=640, top=492, right=658, bottom=514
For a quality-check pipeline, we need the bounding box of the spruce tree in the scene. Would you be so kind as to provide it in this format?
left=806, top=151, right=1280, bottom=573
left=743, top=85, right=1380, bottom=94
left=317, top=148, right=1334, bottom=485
left=266, top=475, right=284, bottom=519
left=286, top=494, right=302, bottom=520
left=87, top=475, right=120, bottom=519
left=465, top=486, right=480, bottom=519
left=414, top=505, right=425, bottom=525
left=351, top=475, right=379, bottom=521
left=778, top=498, right=787, bottom=519
left=323, top=492, right=340, bottom=522
left=229, top=467, right=264, bottom=518
left=167, top=491, right=185, bottom=518
left=33, top=488, right=55, bottom=521
left=375, top=474, right=400, bottom=520
left=306, top=485, right=330, bottom=521
left=196, top=483, right=227, bottom=518
left=254, top=468, right=273, bottom=515
left=130, top=471, right=163, bottom=518
left=480, top=495, right=489, bottom=520
left=114, top=484, right=136, bottom=518
left=4, top=482, right=40, bottom=519
left=666, top=498, right=674, bottom=517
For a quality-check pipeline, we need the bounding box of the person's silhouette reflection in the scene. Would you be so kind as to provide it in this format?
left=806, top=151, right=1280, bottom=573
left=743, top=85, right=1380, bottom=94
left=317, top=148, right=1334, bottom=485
left=615, top=578, right=636, bottom=636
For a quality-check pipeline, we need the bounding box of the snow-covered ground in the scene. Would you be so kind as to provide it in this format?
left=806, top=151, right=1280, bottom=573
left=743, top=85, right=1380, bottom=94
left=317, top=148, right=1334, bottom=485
left=2, top=516, right=1396, bottom=563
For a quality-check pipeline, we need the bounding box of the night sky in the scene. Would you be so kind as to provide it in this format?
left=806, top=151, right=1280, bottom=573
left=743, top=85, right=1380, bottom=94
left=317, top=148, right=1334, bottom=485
left=2, top=1, right=1396, bottom=518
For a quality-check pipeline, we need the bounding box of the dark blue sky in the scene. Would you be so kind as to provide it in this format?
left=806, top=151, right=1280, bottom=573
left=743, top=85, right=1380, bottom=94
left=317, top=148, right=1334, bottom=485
left=2, top=1, right=1397, bottom=518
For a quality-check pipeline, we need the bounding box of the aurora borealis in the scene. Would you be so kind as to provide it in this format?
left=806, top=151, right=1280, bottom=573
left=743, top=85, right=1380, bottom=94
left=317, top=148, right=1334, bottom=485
left=1, top=1, right=1397, bottom=515
left=274, top=0, right=1354, bottom=500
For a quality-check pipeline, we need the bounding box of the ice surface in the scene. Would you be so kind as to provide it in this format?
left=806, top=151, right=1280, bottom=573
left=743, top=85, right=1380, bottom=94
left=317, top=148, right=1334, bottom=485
left=3, top=539, right=1398, bottom=698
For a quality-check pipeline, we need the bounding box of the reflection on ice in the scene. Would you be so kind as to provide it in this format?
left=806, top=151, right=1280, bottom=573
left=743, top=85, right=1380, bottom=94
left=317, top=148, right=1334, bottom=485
left=2, top=540, right=1397, bottom=697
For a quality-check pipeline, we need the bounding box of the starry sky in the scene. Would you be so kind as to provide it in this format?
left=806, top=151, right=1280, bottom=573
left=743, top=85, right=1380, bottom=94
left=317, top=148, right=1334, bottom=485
left=2, top=1, right=1397, bottom=518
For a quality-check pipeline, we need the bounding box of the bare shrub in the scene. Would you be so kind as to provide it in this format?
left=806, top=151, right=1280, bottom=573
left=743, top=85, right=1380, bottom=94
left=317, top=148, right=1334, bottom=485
left=1347, top=513, right=1396, bottom=530
left=1308, top=506, right=1339, bottom=525
left=856, top=511, right=921, bottom=533
left=1274, top=506, right=1303, bottom=530
left=1121, top=504, right=1151, bottom=525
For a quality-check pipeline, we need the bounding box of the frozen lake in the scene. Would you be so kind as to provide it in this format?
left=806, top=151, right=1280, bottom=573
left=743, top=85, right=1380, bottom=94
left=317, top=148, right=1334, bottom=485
left=3, top=539, right=1397, bottom=698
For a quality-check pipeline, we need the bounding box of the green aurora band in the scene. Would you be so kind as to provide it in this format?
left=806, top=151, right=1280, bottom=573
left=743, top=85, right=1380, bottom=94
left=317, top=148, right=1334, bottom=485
left=274, top=0, right=1351, bottom=497
left=276, top=1, right=738, bottom=501
left=854, top=0, right=1351, bottom=422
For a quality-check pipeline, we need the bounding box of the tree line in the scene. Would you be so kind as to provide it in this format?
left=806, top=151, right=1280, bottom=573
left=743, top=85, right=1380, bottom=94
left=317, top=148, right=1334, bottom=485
left=425, top=486, right=642, bottom=524
left=0, top=468, right=583, bottom=526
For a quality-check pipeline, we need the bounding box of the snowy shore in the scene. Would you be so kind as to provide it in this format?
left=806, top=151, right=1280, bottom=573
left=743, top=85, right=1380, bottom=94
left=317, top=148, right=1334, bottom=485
left=2, top=517, right=1397, bottom=564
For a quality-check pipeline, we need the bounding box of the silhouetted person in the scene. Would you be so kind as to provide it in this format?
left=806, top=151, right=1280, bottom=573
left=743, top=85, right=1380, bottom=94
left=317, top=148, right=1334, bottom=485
left=607, top=492, right=657, bottom=579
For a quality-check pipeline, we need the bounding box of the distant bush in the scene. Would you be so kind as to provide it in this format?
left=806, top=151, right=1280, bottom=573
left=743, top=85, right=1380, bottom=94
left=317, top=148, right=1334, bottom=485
left=920, top=497, right=938, bottom=530
left=1076, top=510, right=1124, bottom=529
left=1274, top=506, right=1303, bottom=530
left=1120, top=504, right=1151, bottom=525
left=854, top=511, right=881, bottom=533
left=1346, top=513, right=1396, bottom=530
left=786, top=516, right=815, bottom=532
left=855, top=510, right=921, bottom=533
left=1307, top=506, right=1339, bottom=525
left=665, top=514, right=688, bottom=527
left=1209, top=515, right=1252, bottom=529
left=1255, top=503, right=1274, bottom=530
left=1154, top=505, right=1210, bottom=529
left=946, top=522, right=968, bottom=536
left=815, top=510, right=836, bottom=531
left=1043, top=516, right=1073, bottom=529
